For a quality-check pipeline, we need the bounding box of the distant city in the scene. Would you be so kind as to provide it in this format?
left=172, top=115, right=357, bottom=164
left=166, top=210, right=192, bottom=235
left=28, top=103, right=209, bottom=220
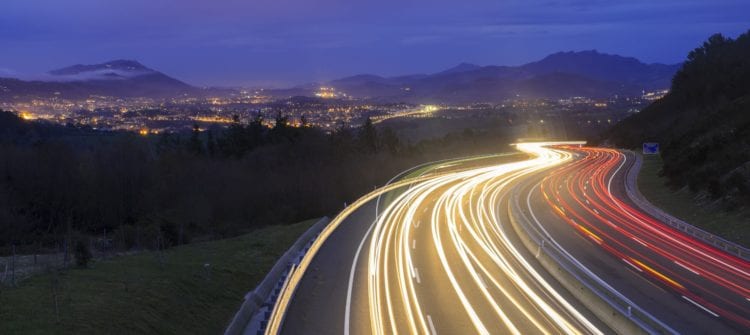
left=0, top=50, right=675, bottom=135
left=0, top=87, right=669, bottom=135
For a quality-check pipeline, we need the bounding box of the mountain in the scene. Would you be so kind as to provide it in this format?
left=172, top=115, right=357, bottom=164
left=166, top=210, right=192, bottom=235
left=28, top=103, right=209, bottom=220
left=434, top=62, right=482, bottom=75
left=0, top=60, right=196, bottom=99
left=521, top=50, right=680, bottom=88
left=0, top=52, right=680, bottom=102
left=306, top=51, right=680, bottom=103
left=49, top=59, right=153, bottom=77
left=605, top=30, right=750, bottom=205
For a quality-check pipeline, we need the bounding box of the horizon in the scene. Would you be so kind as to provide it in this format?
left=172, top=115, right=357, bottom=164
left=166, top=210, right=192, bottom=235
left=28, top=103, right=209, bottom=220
left=4, top=49, right=683, bottom=89
left=2, top=0, right=749, bottom=87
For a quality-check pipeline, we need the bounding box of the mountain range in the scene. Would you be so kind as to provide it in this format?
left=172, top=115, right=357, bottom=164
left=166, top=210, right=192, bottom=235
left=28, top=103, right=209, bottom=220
left=0, top=60, right=197, bottom=100
left=0, top=51, right=681, bottom=102
left=307, top=50, right=680, bottom=103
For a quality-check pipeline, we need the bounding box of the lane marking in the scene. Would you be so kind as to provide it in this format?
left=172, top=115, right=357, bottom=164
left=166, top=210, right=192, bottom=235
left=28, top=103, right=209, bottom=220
left=414, top=266, right=421, bottom=284
left=427, top=314, right=437, bottom=335
left=412, top=239, right=416, bottom=250
left=674, top=261, right=700, bottom=276
left=631, top=237, right=648, bottom=247
left=682, top=296, right=719, bottom=317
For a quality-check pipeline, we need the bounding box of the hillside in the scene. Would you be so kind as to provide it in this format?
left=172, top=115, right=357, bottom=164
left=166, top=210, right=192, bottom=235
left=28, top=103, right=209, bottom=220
left=0, top=219, right=317, bottom=335
left=0, top=60, right=197, bottom=99
left=606, top=30, right=750, bottom=206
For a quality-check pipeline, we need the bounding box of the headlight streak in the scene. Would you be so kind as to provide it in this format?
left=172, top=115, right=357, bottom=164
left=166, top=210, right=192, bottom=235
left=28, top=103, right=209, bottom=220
left=266, top=173, right=444, bottom=335
left=268, top=142, right=617, bottom=334
left=365, top=142, right=603, bottom=334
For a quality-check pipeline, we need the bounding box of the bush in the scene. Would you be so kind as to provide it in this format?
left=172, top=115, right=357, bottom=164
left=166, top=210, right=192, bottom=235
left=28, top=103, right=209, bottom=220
left=74, top=240, right=92, bottom=268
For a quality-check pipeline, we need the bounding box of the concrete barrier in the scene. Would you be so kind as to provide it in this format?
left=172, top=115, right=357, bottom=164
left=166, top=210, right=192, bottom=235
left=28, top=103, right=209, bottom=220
left=624, top=151, right=750, bottom=261
left=224, top=217, right=331, bottom=335
left=506, top=196, right=651, bottom=335
left=507, top=182, right=679, bottom=334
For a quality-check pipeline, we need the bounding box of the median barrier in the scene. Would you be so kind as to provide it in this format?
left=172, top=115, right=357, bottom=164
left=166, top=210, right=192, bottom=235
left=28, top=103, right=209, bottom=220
left=507, top=185, right=676, bottom=335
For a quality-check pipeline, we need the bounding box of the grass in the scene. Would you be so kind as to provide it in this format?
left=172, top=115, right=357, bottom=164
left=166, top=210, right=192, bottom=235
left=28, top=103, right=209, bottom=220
left=0, top=218, right=319, bottom=335
left=637, top=154, right=750, bottom=247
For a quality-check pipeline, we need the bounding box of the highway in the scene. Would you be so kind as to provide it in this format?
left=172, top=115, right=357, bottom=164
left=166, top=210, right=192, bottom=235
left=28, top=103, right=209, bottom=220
left=523, top=146, right=750, bottom=333
left=266, top=143, right=750, bottom=334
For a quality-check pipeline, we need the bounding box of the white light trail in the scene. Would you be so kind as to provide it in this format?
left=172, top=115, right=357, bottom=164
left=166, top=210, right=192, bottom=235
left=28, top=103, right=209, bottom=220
left=267, top=142, right=603, bottom=334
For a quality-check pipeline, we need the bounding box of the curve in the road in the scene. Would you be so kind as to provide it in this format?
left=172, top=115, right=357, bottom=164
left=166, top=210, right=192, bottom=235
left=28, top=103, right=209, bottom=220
left=267, top=143, right=750, bottom=335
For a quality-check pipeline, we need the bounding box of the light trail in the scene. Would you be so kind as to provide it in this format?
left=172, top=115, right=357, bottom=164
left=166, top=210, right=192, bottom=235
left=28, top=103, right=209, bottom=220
left=268, top=142, right=749, bottom=334
left=267, top=141, right=611, bottom=334
left=538, top=146, right=750, bottom=330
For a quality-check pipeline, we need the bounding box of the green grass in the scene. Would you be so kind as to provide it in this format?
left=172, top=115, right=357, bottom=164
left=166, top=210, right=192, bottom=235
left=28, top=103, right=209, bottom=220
left=0, top=219, right=319, bottom=335
left=637, top=154, right=750, bottom=247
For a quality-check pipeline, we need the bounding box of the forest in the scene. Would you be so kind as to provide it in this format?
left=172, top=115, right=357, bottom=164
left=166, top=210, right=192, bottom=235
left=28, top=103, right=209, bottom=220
left=606, top=30, right=750, bottom=207
left=0, top=112, right=517, bottom=254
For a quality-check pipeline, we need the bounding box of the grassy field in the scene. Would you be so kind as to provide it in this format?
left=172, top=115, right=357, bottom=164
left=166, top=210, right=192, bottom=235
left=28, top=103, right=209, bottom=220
left=637, top=154, right=749, bottom=247
left=0, top=219, right=318, bottom=335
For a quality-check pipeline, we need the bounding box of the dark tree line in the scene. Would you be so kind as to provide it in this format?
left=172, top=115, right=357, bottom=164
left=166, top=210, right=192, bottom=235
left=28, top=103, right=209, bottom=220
left=0, top=112, right=513, bottom=254
left=605, top=30, right=750, bottom=207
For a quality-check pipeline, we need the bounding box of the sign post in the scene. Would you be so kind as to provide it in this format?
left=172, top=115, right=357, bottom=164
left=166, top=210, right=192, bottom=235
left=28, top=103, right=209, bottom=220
left=643, top=142, right=659, bottom=155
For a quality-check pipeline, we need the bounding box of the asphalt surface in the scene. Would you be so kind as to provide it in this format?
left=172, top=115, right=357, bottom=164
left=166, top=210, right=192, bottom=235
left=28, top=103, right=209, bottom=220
left=274, top=144, right=750, bottom=334
left=521, top=147, right=749, bottom=334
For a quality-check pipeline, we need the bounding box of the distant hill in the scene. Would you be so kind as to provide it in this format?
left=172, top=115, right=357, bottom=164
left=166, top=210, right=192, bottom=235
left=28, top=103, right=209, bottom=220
left=0, top=60, right=197, bottom=99
left=288, top=51, right=680, bottom=103
left=520, top=50, right=679, bottom=88
left=435, top=62, right=482, bottom=75
left=606, top=30, right=750, bottom=204
left=49, top=59, right=153, bottom=77
left=1, top=52, right=680, bottom=102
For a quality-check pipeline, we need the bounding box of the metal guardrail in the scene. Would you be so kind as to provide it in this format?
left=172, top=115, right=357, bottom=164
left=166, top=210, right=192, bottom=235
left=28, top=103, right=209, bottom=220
left=508, top=186, right=678, bottom=335
left=224, top=217, right=331, bottom=335
left=624, top=151, right=750, bottom=261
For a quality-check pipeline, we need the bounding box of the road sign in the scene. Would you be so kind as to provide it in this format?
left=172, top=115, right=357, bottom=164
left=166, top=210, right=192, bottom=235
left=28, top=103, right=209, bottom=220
left=643, top=142, right=659, bottom=154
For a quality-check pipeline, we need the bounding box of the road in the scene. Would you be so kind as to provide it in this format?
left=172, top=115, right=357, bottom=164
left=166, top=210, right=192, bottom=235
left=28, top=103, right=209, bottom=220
left=522, top=146, right=749, bottom=333
left=266, top=143, right=750, bottom=334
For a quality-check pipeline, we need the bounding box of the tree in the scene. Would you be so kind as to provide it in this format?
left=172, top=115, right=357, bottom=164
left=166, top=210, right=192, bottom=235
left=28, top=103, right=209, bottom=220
left=379, top=126, right=401, bottom=154
left=358, top=117, right=378, bottom=153
left=270, top=113, right=293, bottom=143
left=331, top=121, right=355, bottom=153
left=74, top=240, right=92, bottom=268
left=206, top=129, right=216, bottom=157
left=219, top=116, right=247, bottom=157
left=188, top=124, right=204, bottom=155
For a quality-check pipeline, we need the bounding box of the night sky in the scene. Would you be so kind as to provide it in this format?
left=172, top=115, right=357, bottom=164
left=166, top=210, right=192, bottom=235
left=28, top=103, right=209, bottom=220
left=1, top=0, right=748, bottom=87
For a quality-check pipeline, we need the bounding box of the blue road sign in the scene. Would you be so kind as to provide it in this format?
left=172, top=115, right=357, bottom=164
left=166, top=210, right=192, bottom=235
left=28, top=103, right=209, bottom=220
left=643, top=142, right=659, bottom=154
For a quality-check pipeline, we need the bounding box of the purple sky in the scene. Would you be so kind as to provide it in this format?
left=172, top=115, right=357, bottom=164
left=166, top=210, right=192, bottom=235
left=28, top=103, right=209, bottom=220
left=1, top=0, right=748, bottom=87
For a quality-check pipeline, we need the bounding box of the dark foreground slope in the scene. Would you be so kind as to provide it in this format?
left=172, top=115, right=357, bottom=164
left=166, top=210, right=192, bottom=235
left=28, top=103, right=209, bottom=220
left=606, top=30, right=750, bottom=206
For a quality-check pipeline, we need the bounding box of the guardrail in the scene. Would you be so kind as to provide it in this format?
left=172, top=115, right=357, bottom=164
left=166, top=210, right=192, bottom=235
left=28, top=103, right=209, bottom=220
left=508, top=185, right=677, bottom=335
left=624, top=151, right=750, bottom=261
left=224, top=217, right=331, bottom=335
